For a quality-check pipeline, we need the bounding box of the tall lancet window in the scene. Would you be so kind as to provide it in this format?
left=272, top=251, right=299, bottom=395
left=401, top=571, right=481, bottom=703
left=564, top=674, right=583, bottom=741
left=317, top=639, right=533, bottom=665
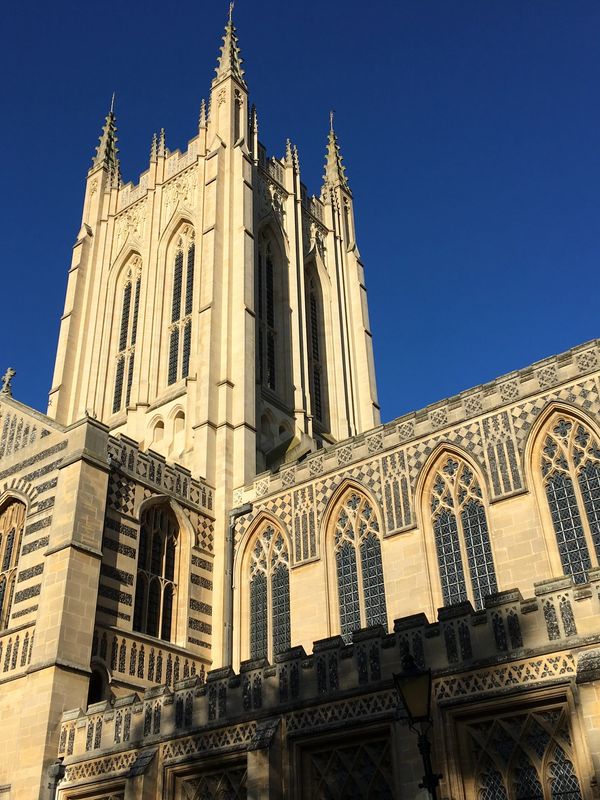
left=257, top=241, right=277, bottom=392
left=113, top=259, right=142, bottom=414
left=540, top=414, right=600, bottom=584
left=332, top=490, right=387, bottom=643
left=133, top=504, right=179, bottom=642
left=0, top=499, right=26, bottom=631
left=430, top=456, right=497, bottom=609
left=249, top=526, right=291, bottom=660
left=167, top=227, right=195, bottom=386
left=306, top=272, right=327, bottom=426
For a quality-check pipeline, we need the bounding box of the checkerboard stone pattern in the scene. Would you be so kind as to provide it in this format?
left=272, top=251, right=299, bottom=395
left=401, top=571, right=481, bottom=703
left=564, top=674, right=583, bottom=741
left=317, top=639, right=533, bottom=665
left=107, top=470, right=135, bottom=515
left=511, top=378, right=600, bottom=448
left=197, top=516, right=215, bottom=554
left=315, top=459, right=383, bottom=523
left=406, top=421, right=484, bottom=487
left=233, top=493, right=293, bottom=554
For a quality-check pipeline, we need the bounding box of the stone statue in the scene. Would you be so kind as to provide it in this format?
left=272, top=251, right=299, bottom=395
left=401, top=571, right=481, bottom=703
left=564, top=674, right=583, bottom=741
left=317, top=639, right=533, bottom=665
left=0, top=367, right=15, bottom=396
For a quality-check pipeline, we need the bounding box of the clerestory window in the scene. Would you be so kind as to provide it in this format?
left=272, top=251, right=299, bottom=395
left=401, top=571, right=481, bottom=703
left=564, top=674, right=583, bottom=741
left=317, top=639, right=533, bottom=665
left=0, top=499, right=25, bottom=631
left=540, top=414, right=600, bottom=584
left=249, top=526, right=291, bottom=660
left=332, top=490, right=387, bottom=642
left=133, top=504, right=179, bottom=642
left=430, top=456, right=498, bottom=610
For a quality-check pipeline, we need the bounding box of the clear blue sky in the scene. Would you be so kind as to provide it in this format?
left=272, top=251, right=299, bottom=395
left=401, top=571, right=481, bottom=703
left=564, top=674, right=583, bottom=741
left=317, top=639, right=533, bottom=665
left=1, top=1, right=598, bottom=423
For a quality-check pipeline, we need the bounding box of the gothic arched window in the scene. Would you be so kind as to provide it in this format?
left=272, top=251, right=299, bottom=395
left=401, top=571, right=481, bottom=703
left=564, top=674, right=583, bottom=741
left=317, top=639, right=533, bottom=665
left=0, top=499, right=26, bottom=630
left=133, top=504, right=179, bottom=642
left=430, top=456, right=497, bottom=610
left=332, top=490, right=387, bottom=642
left=167, top=227, right=195, bottom=386
left=540, top=414, right=600, bottom=584
left=113, top=259, right=141, bottom=413
left=257, top=241, right=277, bottom=392
left=305, top=270, right=328, bottom=428
left=248, top=526, right=291, bottom=660
left=467, top=707, right=583, bottom=800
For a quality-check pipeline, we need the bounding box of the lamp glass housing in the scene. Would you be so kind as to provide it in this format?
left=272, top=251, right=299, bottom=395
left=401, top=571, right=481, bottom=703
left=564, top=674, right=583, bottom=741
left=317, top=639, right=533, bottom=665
left=393, top=668, right=432, bottom=725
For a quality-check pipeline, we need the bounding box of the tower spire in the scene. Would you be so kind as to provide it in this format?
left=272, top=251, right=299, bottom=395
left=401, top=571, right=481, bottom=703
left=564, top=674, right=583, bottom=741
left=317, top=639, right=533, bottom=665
left=91, top=96, right=120, bottom=184
left=213, top=3, right=246, bottom=87
left=323, top=112, right=350, bottom=194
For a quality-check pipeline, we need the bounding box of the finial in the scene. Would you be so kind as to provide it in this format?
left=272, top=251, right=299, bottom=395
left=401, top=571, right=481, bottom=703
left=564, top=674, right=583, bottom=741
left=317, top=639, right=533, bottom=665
left=229, top=1, right=234, bottom=25
left=0, top=367, right=16, bottom=397
left=330, top=110, right=335, bottom=132
left=292, top=143, right=300, bottom=172
left=110, top=91, right=116, bottom=115
left=158, top=128, right=166, bottom=157
left=199, top=99, right=207, bottom=128
left=150, top=132, right=158, bottom=161
left=285, top=138, right=293, bottom=165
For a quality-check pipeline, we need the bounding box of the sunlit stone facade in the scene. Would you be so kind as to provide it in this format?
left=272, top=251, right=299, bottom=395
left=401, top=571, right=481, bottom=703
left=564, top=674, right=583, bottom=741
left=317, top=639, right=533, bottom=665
left=1, top=11, right=600, bottom=800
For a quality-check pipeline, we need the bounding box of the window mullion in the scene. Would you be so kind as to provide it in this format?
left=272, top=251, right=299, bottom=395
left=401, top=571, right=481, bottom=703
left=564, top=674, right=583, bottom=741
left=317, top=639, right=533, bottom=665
left=570, top=460, right=598, bottom=568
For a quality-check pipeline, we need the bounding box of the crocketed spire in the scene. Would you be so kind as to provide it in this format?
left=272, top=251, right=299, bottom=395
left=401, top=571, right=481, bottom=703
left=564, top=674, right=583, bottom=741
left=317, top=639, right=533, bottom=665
left=91, top=95, right=120, bottom=184
left=213, top=3, right=246, bottom=88
left=322, top=111, right=350, bottom=193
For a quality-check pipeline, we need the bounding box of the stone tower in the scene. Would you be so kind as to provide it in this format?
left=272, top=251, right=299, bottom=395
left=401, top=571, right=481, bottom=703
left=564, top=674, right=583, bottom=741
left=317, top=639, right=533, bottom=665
left=48, top=10, right=380, bottom=505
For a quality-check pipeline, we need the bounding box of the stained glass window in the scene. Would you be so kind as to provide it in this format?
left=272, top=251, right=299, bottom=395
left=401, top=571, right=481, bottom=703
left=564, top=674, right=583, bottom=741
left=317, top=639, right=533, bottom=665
left=430, top=457, right=497, bottom=609
left=248, top=526, right=290, bottom=660
left=167, top=228, right=195, bottom=385
left=113, top=259, right=142, bottom=413
left=541, top=415, right=600, bottom=584
left=333, top=490, right=387, bottom=642
left=0, top=500, right=25, bottom=631
left=133, top=504, right=179, bottom=642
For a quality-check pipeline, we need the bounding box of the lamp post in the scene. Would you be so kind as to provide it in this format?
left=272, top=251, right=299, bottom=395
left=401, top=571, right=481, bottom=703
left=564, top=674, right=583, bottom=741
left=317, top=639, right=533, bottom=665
left=393, top=653, right=442, bottom=800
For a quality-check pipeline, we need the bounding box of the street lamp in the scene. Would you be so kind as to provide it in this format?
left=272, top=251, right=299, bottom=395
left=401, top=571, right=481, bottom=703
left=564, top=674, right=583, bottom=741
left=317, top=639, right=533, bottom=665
left=393, top=653, right=442, bottom=800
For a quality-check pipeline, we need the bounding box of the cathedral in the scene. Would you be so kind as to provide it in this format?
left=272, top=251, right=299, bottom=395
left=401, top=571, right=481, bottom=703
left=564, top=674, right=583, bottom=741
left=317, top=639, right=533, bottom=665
left=1, top=10, right=600, bottom=800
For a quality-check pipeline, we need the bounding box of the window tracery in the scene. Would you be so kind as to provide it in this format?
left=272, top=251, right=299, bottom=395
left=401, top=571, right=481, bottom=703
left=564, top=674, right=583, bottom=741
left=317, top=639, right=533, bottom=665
left=333, top=490, right=387, bottom=642
left=113, top=258, right=141, bottom=413
left=467, top=707, right=583, bottom=800
left=0, top=499, right=25, bottom=630
left=133, top=504, right=179, bottom=642
left=167, top=227, right=195, bottom=385
left=540, top=414, right=600, bottom=584
left=430, top=456, right=497, bottom=610
left=249, top=525, right=291, bottom=660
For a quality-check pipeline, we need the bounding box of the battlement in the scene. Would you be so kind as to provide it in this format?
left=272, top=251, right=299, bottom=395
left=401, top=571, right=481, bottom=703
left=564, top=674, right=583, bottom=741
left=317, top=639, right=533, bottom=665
left=58, top=575, right=600, bottom=765
left=107, top=434, right=214, bottom=515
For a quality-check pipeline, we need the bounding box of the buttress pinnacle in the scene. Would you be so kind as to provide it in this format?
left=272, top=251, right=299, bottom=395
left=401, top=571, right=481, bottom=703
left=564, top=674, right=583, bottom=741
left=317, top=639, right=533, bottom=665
left=213, top=4, right=246, bottom=88
left=323, top=113, right=350, bottom=194
left=91, top=97, right=120, bottom=184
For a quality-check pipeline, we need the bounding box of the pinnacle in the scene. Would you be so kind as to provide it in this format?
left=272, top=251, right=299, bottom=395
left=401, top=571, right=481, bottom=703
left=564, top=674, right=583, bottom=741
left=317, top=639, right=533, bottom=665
left=322, top=114, right=350, bottom=194
left=91, top=97, right=120, bottom=184
left=213, top=4, right=246, bottom=88
left=199, top=99, right=207, bottom=129
left=158, top=128, right=166, bottom=158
